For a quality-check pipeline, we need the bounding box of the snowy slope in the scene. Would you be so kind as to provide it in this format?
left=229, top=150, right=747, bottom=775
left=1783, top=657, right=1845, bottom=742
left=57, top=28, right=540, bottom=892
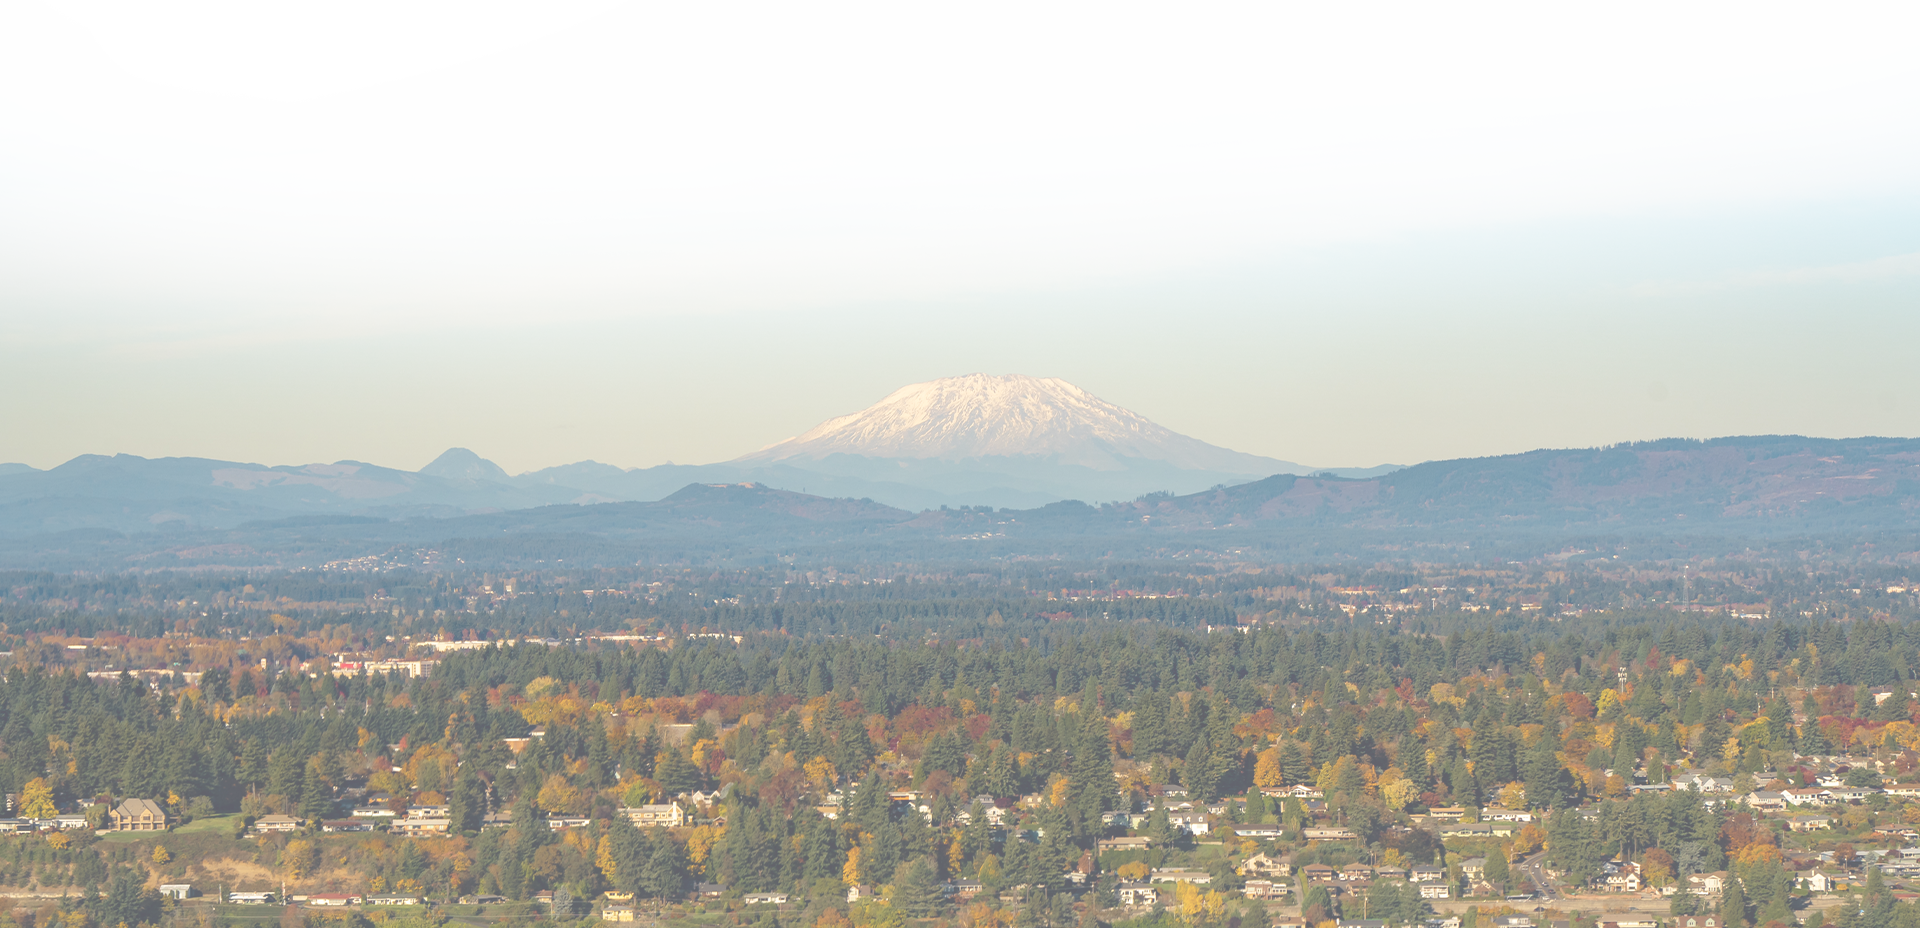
left=737, top=373, right=1296, bottom=474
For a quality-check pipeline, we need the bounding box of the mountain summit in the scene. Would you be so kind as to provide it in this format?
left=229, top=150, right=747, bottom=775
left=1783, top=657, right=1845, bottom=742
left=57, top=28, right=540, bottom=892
left=738, top=373, right=1288, bottom=474
left=418, top=448, right=512, bottom=483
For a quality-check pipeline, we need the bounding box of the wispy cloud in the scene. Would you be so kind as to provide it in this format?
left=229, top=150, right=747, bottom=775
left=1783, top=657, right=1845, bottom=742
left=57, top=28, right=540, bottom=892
left=1631, top=251, right=1920, bottom=297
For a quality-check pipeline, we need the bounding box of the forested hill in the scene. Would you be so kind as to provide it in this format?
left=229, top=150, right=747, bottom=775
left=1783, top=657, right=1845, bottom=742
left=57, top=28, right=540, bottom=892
left=4, top=435, right=1920, bottom=570
left=1106, top=435, right=1920, bottom=528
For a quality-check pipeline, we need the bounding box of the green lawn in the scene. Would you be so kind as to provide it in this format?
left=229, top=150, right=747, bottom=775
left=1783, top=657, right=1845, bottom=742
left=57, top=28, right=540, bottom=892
left=174, top=813, right=241, bottom=835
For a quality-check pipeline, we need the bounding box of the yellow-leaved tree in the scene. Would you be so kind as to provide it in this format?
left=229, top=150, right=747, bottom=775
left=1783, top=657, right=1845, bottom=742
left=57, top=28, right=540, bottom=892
left=597, top=834, right=619, bottom=884
left=283, top=839, right=317, bottom=879
left=686, top=824, right=724, bottom=875
left=1253, top=747, right=1284, bottom=789
left=536, top=774, right=581, bottom=815
left=1176, top=884, right=1227, bottom=926
left=1381, top=779, right=1419, bottom=811
left=18, top=778, right=56, bottom=820
left=843, top=845, right=864, bottom=885
left=1496, top=782, right=1527, bottom=810
left=806, top=757, right=838, bottom=792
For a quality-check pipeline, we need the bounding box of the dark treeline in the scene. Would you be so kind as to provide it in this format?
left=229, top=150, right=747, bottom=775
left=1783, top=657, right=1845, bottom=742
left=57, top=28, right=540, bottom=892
left=5, top=557, right=1920, bottom=641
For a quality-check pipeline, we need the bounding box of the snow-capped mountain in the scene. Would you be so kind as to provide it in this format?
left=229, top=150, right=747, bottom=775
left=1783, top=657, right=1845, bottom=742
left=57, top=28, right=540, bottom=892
left=738, top=373, right=1293, bottom=473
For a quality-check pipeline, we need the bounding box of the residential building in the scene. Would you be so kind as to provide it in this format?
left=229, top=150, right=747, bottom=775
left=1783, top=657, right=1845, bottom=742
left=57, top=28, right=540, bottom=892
left=744, top=893, right=789, bottom=905
left=391, top=817, right=450, bottom=836
left=1151, top=869, right=1212, bottom=884
left=1420, top=884, right=1452, bottom=900
left=1601, top=862, right=1641, bottom=893
left=253, top=814, right=301, bottom=833
left=1244, top=853, right=1289, bottom=876
left=159, top=885, right=193, bottom=901
left=622, top=804, right=687, bottom=828
left=1118, top=883, right=1159, bottom=906
left=110, top=798, right=168, bottom=832
left=1687, top=872, right=1727, bottom=897
left=1303, top=827, right=1358, bottom=841
left=368, top=895, right=423, bottom=905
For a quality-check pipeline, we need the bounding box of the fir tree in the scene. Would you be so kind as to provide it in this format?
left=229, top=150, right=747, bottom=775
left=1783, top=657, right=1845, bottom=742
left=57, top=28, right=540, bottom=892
left=298, top=762, right=332, bottom=821
left=1720, top=874, right=1749, bottom=928
left=1400, top=741, right=1430, bottom=791
left=1485, top=851, right=1511, bottom=893
left=657, top=749, right=702, bottom=796
left=892, top=858, right=945, bottom=917
left=642, top=831, right=688, bottom=899
left=1280, top=741, right=1311, bottom=786
left=450, top=767, right=486, bottom=834
left=1069, top=710, right=1115, bottom=834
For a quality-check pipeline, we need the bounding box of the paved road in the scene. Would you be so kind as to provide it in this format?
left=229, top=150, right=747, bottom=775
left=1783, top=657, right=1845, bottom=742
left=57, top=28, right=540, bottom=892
left=1522, top=852, right=1558, bottom=900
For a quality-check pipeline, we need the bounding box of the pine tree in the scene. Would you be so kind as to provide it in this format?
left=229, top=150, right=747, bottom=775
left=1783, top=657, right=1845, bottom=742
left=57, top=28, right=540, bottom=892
left=1523, top=734, right=1569, bottom=809
left=643, top=833, right=687, bottom=899
left=1449, top=758, right=1479, bottom=805
left=450, top=767, right=485, bottom=834
left=1244, top=787, right=1268, bottom=824
left=1858, top=868, right=1889, bottom=903
left=1720, top=874, right=1749, bottom=928
left=1486, top=848, right=1511, bottom=891
left=657, top=750, right=702, bottom=796
left=922, top=731, right=967, bottom=781
left=1400, top=741, right=1430, bottom=791
left=299, top=762, right=332, bottom=822
left=837, top=713, right=876, bottom=777
left=1069, top=710, right=1114, bottom=833
left=893, top=858, right=945, bottom=917
left=1131, top=694, right=1167, bottom=758
left=1280, top=741, right=1311, bottom=786
left=985, top=745, right=1020, bottom=798
left=609, top=820, right=651, bottom=894
left=1185, top=739, right=1218, bottom=800
left=804, top=819, right=844, bottom=884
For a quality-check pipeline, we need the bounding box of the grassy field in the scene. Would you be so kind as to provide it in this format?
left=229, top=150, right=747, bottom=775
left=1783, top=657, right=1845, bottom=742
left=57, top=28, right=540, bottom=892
left=173, top=813, right=241, bottom=835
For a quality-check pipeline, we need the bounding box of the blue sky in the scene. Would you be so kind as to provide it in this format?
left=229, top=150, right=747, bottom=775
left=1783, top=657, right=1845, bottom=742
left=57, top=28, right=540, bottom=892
left=3, top=2, right=1918, bottom=473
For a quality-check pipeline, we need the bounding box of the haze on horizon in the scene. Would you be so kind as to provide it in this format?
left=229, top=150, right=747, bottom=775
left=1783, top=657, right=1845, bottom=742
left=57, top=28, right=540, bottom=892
left=4, top=2, right=1920, bottom=476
